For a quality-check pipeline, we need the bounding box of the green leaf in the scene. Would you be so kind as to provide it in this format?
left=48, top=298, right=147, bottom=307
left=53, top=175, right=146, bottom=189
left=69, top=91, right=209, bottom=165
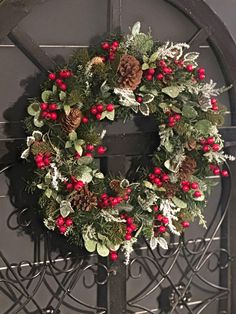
left=59, top=200, right=74, bottom=218
left=44, top=172, right=51, bottom=184
left=172, top=196, right=187, bottom=209
left=74, top=142, right=83, bottom=155
left=100, top=111, right=107, bottom=120
left=33, top=115, right=44, bottom=128
left=164, top=141, right=173, bottom=153
left=171, top=105, right=182, bottom=114
left=142, top=63, right=149, bottom=70
left=157, top=237, right=168, bottom=250
left=45, top=189, right=52, bottom=198
left=142, top=94, right=154, bottom=104
left=65, top=141, right=72, bottom=148
left=159, top=103, right=169, bottom=110
left=195, top=120, right=213, bottom=134
left=77, top=156, right=93, bottom=165
left=59, top=91, right=67, bottom=101
left=27, top=102, right=40, bottom=116
left=106, top=110, right=115, bottom=121
left=94, top=172, right=104, bottom=179
left=182, top=105, right=198, bottom=119
left=69, top=130, right=77, bottom=141
left=97, top=233, right=107, bottom=241
left=143, top=180, right=154, bottom=190
left=139, top=103, right=150, bottom=116
left=162, top=86, right=180, bottom=98
left=149, top=51, right=158, bottom=63
left=81, top=172, right=93, bottom=183
left=164, top=160, right=178, bottom=173
left=41, top=90, right=53, bottom=103
left=84, top=239, right=97, bottom=253
left=64, top=105, right=71, bottom=116
left=143, top=55, right=149, bottom=63
left=97, top=243, right=109, bottom=257
left=131, top=21, right=141, bottom=36
left=115, top=204, right=134, bottom=212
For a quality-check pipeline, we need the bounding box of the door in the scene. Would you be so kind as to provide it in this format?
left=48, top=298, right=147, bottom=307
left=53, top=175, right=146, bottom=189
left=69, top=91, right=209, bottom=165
left=0, top=1, right=236, bottom=313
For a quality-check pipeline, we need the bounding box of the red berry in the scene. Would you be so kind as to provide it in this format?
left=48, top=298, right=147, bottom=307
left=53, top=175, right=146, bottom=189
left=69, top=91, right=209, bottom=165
left=211, top=98, right=217, bottom=105
left=86, top=144, right=94, bottom=151
left=182, top=185, right=190, bottom=192
left=212, top=144, right=220, bottom=152
left=202, top=145, right=211, bottom=152
left=207, top=137, right=215, bottom=145
left=37, top=161, right=45, bottom=169
left=146, top=74, right=153, bottom=81
left=74, top=180, right=84, bottom=191
left=168, top=116, right=176, bottom=123
left=90, top=106, right=97, bottom=115
left=65, top=218, right=73, bottom=227
left=41, top=111, right=48, bottom=118
left=198, top=68, right=205, bottom=74
left=162, top=217, right=169, bottom=225
left=49, top=103, right=58, bottom=111
left=159, top=226, right=166, bottom=233
left=96, top=104, right=104, bottom=113
left=130, top=224, right=137, bottom=231
left=50, top=112, right=58, bottom=120
left=174, top=114, right=181, bottom=121
left=126, top=217, right=133, bottom=225
left=123, top=195, right=129, bottom=201
left=126, top=188, right=132, bottom=194
left=56, top=216, right=64, bottom=226
left=159, top=60, right=166, bottom=67
left=40, top=103, right=48, bottom=111
left=213, top=168, right=220, bottom=175
left=212, top=105, right=219, bottom=111
left=43, top=157, right=50, bottom=166
left=193, top=191, right=202, bottom=198
left=35, top=154, right=43, bottom=163
left=157, top=214, right=163, bottom=221
left=48, top=73, right=56, bottom=80
left=148, top=68, right=155, bottom=75
left=101, top=42, right=110, bottom=50
left=106, top=103, right=114, bottom=112
left=97, top=146, right=106, bottom=154
left=59, top=225, right=67, bottom=234
left=200, top=138, right=207, bottom=145
left=154, top=167, right=161, bottom=175
left=182, top=221, right=190, bottom=228
left=112, top=41, right=119, bottom=48
left=126, top=226, right=133, bottom=233
left=186, top=64, right=194, bottom=72
left=136, top=96, right=143, bottom=103
left=154, top=177, right=161, bottom=185
left=153, top=205, right=159, bottom=212
left=110, top=251, right=118, bottom=261
left=181, top=181, right=190, bottom=186
left=198, top=73, right=205, bottom=80
left=156, top=73, right=164, bottom=80
left=96, top=113, right=102, bottom=120
left=163, top=67, right=171, bottom=74
left=60, top=83, right=67, bottom=91
left=125, top=233, right=132, bottom=241
left=82, top=117, right=89, bottom=124
left=75, top=152, right=81, bottom=159
left=162, top=174, right=169, bottom=182
left=59, top=70, right=68, bottom=78
left=56, top=79, right=63, bottom=85
left=66, top=183, right=73, bottom=190
left=84, top=152, right=93, bottom=157
left=221, top=170, right=229, bottom=177
left=191, top=182, right=199, bottom=190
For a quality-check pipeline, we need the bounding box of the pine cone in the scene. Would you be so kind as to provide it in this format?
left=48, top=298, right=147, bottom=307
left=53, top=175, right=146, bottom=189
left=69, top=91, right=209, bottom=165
left=60, top=107, right=82, bottom=133
left=109, top=179, right=126, bottom=197
left=70, top=185, right=97, bottom=212
left=163, top=182, right=178, bottom=198
left=178, top=156, right=197, bottom=180
left=185, top=138, right=197, bottom=151
left=117, top=54, right=143, bottom=90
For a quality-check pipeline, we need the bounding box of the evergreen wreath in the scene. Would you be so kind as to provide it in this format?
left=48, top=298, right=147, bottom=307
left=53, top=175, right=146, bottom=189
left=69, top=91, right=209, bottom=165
left=21, top=22, right=234, bottom=263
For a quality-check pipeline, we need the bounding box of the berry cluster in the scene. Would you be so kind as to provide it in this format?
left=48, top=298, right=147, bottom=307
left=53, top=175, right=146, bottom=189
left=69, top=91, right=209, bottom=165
left=181, top=181, right=202, bottom=198
left=35, top=153, right=51, bottom=169
left=101, top=40, right=120, bottom=61
left=90, top=103, right=114, bottom=120
left=98, top=193, right=123, bottom=208
left=40, top=102, right=58, bottom=121
left=211, top=98, right=219, bottom=111
left=185, top=65, right=206, bottom=80
left=209, top=164, right=229, bottom=177
left=200, top=137, right=220, bottom=153
left=148, top=167, right=170, bottom=187
left=65, top=177, right=84, bottom=191
left=166, top=112, right=181, bottom=128
left=144, top=60, right=174, bottom=81
left=56, top=215, right=73, bottom=234
left=153, top=211, right=169, bottom=235
left=120, top=214, right=137, bottom=241
left=48, top=69, right=73, bottom=91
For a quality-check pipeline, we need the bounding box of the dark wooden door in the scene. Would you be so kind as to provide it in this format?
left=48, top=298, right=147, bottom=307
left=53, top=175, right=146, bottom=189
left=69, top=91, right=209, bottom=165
left=0, top=1, right=236, bottom=313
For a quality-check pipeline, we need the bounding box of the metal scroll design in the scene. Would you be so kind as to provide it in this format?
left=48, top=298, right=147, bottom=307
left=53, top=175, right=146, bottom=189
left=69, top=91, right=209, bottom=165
left=0, top=163, right=110, bottom=314
left=126, top=163, right=232, bottom=313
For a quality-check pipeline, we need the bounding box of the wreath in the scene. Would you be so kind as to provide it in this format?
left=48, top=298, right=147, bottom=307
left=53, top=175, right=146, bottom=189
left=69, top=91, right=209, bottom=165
left=21, top=22, right=234, bottom=263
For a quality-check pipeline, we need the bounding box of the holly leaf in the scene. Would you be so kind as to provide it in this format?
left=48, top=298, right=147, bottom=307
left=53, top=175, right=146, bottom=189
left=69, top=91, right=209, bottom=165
left=139, top=103, right=150, bottom=116
left=162, top=86, right=180, bottom=98
left=74, top=141, right=83, bottom=155
left=182, top=105, right=198, bottom=119
left=97, top=243, right=109, bottom=257
left=149, top=51, right=159, bottom=63
left=59, top=91, right=67, bottom=101
left=142, top=94, right=154, bottom=104
left=150, top=236, right=158, bottom=250
left=27, top=102, right=40, bottom=116
left=157, top=237, right=168, bottom=250
left=33, top=115, right=44, bottom=128
left=142, top=63, right=149, bottom=70
left=59, top=200, right=74, bottom=218
left=106, top=110, right=115, bottom=121
left=172, top=196, right=187, bottom=209
left=69, top=130, right=77, bottom=141
left=84, top=239, right=97, bottom=253
left=41, top=90, right=53, bottom=103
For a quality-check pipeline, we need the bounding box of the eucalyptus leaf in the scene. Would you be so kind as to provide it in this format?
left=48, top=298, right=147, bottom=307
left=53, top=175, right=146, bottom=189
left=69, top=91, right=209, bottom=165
left=64, top=105, right=71, bottom=116
left=172, top=196, right=187, bottom=209
left=143, top=180, right=154, bottom=190
left=97, top=243, right=109, bottom=257
left=182, top=105, right=198, bottom=119
left=27, top=102, right=40, bottom=116
left=59, top=200, right=74, bottom=218
left=74, top=142, right=83, bottom=155
left=45, top=188, right=52, bottom=198
left=69, top=130, right=77, bottom=141
left=84, top=239, right=97, bottom=253
left=41, top=90, right=53, bottom=103
left=162, top=86, right=180, bottom=98
left=77, top=156, right=93, bottom=165
left=141, top=63, right=149, bottom=70
left=195, top=120, right=213, bottom=134
left=149, top=51, right=158, bottom=63
left=80, top=172, right=93, bottom=183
